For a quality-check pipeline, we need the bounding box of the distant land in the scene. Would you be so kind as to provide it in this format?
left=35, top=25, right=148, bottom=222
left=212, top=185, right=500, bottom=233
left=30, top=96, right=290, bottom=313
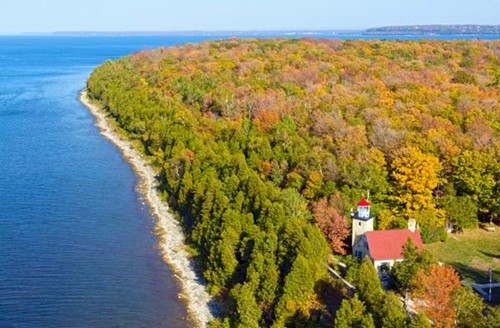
left=23, top=25, right=498, bottom=36
left=47, top=30, right=354, bottom=36
left=364, top=24, right=500, bottom=35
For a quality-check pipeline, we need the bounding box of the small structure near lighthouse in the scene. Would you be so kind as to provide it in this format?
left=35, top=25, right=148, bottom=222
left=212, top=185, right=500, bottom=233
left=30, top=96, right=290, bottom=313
left=351, top=198, right=424, bottom=276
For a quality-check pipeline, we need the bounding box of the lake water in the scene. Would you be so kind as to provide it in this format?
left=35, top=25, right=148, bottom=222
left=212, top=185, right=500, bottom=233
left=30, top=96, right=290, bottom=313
left=0, top=36, right=218, bottom=328
left=0, top=33, right=498, bottom=327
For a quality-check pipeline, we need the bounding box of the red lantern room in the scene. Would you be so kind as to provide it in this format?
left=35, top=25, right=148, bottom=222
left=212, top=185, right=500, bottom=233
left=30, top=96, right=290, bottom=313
left=356, top=198, right=370, bottom=219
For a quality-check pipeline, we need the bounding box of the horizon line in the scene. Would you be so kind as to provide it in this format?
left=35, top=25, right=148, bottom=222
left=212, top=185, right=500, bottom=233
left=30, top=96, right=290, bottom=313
left=2, top=24, right=499, bottom=37
left=2, top=29, right=362, bottom=36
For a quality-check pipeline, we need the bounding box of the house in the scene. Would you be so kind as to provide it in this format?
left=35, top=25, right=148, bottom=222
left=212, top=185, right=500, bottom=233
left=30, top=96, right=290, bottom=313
left=351, top=198, right=424, bottom=276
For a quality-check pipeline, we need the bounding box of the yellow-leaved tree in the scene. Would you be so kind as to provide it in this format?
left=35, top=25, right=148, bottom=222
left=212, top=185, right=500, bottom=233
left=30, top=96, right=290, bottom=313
left=390, top=147, right=445, bottom=227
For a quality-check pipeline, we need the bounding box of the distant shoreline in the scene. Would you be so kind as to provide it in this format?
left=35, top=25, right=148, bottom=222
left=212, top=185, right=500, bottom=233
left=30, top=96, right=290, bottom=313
left=363, top=24, right=500, bottom=35
left=79, top=90, right=216, bottom=328
left=10, top=24, right=499, bottom=37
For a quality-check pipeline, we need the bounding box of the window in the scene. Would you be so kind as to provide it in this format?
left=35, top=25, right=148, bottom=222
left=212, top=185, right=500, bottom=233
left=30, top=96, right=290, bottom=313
left=380, top=262, right=391, bottom=269
left=358, top=221, right=362, bottom=227
left=379, top=262, right=391, bottom=281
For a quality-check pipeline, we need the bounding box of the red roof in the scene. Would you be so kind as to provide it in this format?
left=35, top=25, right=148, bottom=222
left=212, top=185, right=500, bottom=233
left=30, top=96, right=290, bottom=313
left=365, top=229, right=424, bottom=261
left=357, top=198, right=370, bottom=206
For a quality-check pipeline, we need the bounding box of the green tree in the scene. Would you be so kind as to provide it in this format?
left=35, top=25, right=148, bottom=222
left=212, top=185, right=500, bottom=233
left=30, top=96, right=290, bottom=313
left=452, top=150, right=498, bottom=218
left=391, top=238, right=434, bottom=293
left=355, top=256, right=385, bottom=313
left=453, top=286, right=486, bottom=328
left=229, top=283, right=261, bottom=328
left=408, top=313, right=432, bottom=328
left=484, top=305, right=500, bottom=328
left=334, top=294, right=375, bottom=328
left=344, top=255, right=361, bottom=283
left=245, top=232, right=280, bottom=316
left=441, top=195, right=478, bottom=229
left=279, top=188, right=310, bottom=221
left=204, top=217, right=241, bottom=293
left=378, top=291, right=410, bottom=328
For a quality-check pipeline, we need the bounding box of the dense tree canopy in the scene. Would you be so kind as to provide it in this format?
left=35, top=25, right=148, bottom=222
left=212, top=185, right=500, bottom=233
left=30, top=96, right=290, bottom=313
left=87, top=38, right=499, bottom=326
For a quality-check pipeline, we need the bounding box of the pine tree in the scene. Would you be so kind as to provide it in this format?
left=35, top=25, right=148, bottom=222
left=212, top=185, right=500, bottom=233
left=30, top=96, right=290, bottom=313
left=453, top=286, right=486, bottom=328
left=378, top=291, right=410, bottom=328
left=391, top=238, right=433, bottom=293
left=229, top=283, right=261, bottom=328
left=334, top=294, right=375, bottom=328
left=355, top=256, right=384, bottom=313
left=408, top=313, right=432, bottom=328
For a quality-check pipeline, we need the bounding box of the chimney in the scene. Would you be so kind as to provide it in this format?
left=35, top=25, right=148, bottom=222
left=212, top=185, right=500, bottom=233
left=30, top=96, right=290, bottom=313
left=408, top=219, right=416, bottom=233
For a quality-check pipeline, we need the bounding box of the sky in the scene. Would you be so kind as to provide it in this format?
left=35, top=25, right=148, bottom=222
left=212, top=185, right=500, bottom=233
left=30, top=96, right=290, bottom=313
left=0, top=0, right=498, bottom=34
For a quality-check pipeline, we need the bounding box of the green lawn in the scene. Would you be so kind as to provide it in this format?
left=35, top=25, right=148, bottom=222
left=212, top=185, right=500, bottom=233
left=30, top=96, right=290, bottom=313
left=426, top=228, right=500, bottom=284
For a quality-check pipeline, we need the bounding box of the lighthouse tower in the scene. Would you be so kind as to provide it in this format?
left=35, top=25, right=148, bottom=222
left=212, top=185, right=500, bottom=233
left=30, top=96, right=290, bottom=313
left=351, top=198, right=374, bottom=248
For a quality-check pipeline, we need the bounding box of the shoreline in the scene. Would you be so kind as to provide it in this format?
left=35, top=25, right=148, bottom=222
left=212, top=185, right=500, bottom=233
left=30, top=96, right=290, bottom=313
left=79, top=90, right=215, bottom=328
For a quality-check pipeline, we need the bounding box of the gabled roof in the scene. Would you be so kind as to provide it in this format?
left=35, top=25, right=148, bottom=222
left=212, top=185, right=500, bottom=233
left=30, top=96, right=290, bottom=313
left=357, top=198, right=370, bottom=206
left=365, top=229, right=423, bottom=261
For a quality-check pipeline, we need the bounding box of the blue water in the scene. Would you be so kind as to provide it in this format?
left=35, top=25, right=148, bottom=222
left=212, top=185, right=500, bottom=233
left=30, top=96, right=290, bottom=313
left=0, top=36, right=221, bottom=328
left=0, top=33, right=498, bottom=327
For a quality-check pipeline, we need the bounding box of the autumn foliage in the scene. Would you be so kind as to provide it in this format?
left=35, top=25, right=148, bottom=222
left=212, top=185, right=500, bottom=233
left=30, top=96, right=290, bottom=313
left=311, top=196, right=350, bottom=254
left=412, top=264, right=461, bottom=328
left=87, top=38, right=499, bottom=326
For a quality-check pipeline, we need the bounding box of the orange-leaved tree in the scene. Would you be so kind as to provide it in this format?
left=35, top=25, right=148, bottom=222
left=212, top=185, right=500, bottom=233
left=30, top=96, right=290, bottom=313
left=412, top=264, right=461, bottom=328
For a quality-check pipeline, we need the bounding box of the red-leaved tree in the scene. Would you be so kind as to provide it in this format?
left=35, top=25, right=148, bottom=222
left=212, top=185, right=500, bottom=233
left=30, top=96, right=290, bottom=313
left=311, top=197, right=350, bottom=255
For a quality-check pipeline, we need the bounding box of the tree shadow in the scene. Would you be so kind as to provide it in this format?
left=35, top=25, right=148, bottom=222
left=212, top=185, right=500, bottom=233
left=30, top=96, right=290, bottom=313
left=450, top=262, right=498, bottom=284
left=479, top=250, right=500, bottom=260
left=450, top=263, right=500, bottom=305
left=313, top=277, right=348, bottom=326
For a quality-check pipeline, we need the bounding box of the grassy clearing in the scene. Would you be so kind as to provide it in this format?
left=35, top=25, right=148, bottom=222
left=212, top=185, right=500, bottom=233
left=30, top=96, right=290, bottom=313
left=426, top=227, right=500, bottom=284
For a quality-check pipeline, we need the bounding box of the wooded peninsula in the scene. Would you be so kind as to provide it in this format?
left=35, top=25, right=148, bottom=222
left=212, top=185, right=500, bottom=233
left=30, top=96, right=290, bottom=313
left=87, top=38, right=499, bottom=327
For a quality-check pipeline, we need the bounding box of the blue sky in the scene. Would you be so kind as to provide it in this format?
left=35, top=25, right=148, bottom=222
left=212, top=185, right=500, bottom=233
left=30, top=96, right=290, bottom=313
left=0, top=0, right=498, bottom=33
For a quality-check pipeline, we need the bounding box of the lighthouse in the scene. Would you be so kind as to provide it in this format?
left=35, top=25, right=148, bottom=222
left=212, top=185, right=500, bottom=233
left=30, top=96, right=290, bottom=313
left=351, top=198, right=374, bottom=248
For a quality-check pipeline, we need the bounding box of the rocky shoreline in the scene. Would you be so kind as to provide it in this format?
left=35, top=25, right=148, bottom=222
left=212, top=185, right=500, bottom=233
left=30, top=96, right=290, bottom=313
left=80, top=90, right=215, bottom=328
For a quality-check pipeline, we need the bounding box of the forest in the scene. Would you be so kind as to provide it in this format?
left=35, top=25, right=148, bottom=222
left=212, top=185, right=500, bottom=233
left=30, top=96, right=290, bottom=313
left=87, top=38, right=499, bottom=327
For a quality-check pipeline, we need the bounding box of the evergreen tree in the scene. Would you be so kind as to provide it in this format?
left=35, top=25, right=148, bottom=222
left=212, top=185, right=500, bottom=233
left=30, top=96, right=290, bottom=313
left=334, top=294, right=375, bottom=328
left=453, top=286, right=486, bottom=328
left=355, top=256, right=384, bottom=313
left=378, top=291, right=410, bottom=328
left=408, top=313, right=432, bottom=328
left=391, top=238, right=433, bottom=293
left=229, top=283, right=261, bottom=328
left=485, top=306, right=500, bottom=328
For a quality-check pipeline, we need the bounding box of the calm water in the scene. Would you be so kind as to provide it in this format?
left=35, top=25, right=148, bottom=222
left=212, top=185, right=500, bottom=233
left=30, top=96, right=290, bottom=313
left=0, top=33, right=498, bottom=327
left=0, top=36, right=224, bottom=328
